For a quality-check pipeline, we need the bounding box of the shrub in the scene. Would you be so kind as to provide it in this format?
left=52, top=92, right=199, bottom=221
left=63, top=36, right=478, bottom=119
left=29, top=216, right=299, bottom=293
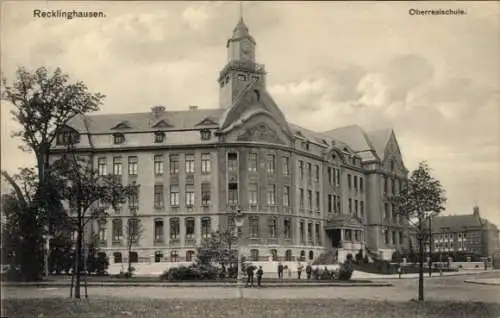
left=337, top=254, right=354, bottom=281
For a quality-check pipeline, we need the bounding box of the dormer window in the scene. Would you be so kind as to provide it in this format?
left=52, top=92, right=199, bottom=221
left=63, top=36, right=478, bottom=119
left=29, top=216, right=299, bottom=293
left=305, top=142, right=310, bottom=151
left=200, top=129, right=211, bottom=141
left=154, top=131, right=165, bottom=143
left=390, top=160, right=395, bottom=171
left=113, top=133, right=125, bottom=145
left=238, top=74, right=247, bottom=81
left=56, top=131, right=80, bottom=145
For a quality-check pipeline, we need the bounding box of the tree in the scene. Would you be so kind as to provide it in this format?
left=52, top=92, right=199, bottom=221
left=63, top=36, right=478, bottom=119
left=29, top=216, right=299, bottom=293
left=197, top=222, right=238, bottom=270
left=124, top=215, right=143, bottom=276
left=52, top=147, right=135, bottom=299
left=393, top=162, right=446, bottom=301
left=2, top=66, right=105, bottom=277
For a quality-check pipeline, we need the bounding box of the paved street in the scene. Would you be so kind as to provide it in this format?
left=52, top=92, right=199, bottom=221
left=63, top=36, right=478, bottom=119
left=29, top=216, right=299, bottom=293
left=3, top=273, right=500, bottom=303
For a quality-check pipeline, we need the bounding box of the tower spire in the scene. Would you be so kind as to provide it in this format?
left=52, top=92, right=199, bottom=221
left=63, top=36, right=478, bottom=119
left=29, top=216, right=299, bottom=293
left=239, top=1, right=243, bottom=21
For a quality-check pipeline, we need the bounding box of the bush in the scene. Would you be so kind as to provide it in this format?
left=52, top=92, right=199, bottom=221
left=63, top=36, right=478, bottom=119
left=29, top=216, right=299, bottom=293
left=337, top=254, right=354, bottom=281
left=160, top=264, right=219, bottom=281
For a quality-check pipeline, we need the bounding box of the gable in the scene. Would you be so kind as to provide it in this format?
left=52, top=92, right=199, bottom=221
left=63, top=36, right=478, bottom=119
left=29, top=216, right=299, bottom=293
left=151, top=119, right=174, bottom=129
left=111, top=121, right=132, bottom=130
left=195, top=117, right=219, bottom=127
left=236, top=122, right=285, bottom=145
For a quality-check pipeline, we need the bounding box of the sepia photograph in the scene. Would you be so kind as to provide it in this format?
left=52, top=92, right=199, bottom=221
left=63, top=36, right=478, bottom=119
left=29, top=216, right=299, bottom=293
left=1, top=1, right=499, bottom=317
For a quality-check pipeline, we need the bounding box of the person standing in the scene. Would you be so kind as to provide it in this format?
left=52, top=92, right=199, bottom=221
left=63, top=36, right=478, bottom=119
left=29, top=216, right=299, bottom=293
left=306, top=264, right=312, bottom=279
left=297, top=262, right=304, bottom=279
left=246, top=263, right=255, bottom=288
left=256, top=266, right=263, bottom=288
left=277, top=262, right=284, bottom=280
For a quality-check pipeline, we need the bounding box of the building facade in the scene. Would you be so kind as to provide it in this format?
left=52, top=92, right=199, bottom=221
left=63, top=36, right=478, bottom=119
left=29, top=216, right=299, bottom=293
left=49, top=17, right=409, bottom=264
left=430, top=206, right=500, bottom=258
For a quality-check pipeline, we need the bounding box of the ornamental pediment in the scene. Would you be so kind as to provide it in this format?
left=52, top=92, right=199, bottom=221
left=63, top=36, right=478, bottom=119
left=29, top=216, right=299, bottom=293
left=237, top=122, right=285, bottom=144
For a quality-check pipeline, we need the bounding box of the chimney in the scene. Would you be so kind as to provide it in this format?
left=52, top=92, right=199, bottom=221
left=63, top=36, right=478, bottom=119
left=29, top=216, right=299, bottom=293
left=189, top=105, right=198, bottom=110
left=473, top=205, right=480, bottom=217
left=151, top=106, right=166, bottom=119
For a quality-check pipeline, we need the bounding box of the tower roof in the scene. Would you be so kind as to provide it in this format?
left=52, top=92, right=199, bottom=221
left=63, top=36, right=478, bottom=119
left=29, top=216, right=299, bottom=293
left=233, top=17, right=249, bottom=38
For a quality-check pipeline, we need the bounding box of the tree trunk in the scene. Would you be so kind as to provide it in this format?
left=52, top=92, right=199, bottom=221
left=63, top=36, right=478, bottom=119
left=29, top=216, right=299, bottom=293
left=74, top=226, right=83, bottom=299
left=418, top=237, right=424, bottom=301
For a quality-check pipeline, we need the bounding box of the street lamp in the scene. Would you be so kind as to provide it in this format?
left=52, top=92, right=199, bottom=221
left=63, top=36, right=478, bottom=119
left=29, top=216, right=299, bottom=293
left=232, top=207, right=245, bottom=294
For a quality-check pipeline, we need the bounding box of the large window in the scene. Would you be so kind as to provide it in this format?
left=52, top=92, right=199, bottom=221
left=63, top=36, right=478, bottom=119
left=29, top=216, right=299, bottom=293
left=128, top=186, right=139, bottom=209
left=282, top=157, right=289, bottom=176
left=154, top=184, right=164, bottom=208
left=267, top=184, right=276, bottom=206
left=112, top=219, right=123, bottom=241
left=201, top=183, right=211, bottom=206
left=128, top=156, right=138, bottom=176
left=185, top=154, right=195, bottom=174
left=360, top=177, right=364, bottom=192
left=328, top=194, right=332, bottom=213
left=98, top=157, right=107, bottom=176
left=248, top=183, right=258, bottom=205
left=299, top=221, right=305, bottom=243
left=284, top=218, right=291, bottom=239
left=228, top=183, right=238, bottom=205
left=269, top=217, right=278, bottom=238
left=307, top=190, right=312, bottom=210
left=307, top=163, right=312, bottom=179
left=154, top=219, right=164, bottom=242
left=169, top=154, right=179, bottom=174
left=249, top=217, right=259, bottom=237
left=299, top=188, right=304, bottom=209
left=315, top=223, right=321, bottom=244
left=250, top=249, right=259, bottom=261
left=307, top=223, right=312, bottom=242
left=170, top=185, right=179, bottom=206
left=248, top=153, right=257, bottom=172
left=315, top=191, right=320, bottom=211
left=298, top=160, right=304, bottom=179
left=201, top=153, right=211, bottom=174
left=283, top=186, right=290, bottom=207
left=347, top=174, right=352, bottom=188
left=154, top=155, right=164, bottom=176
left=185, top=218, right=195, bottom=239
left=170, top=218, right=180, bottom=239
left=201, top=217, right=211, bottom=239
left=185, top=185, right=195, bottom=207
left=353, top=176, right=358, bottom=190
left=186, top=250, right=195, bottom=262
left=314, top=165, right=319, bottom=182
left=127, top=218, right=140, bottom=244
left=113, top=157, right=122, bottom=175
left=228, top=153, right=238, bottom=171
left=266, top=154, right=275, bottom=174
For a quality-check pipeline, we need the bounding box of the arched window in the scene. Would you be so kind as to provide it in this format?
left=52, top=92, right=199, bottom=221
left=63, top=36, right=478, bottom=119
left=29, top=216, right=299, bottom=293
left=250, top=249, right=259, bottom=261
left=285, top=250, right=292, bottom=262
left=270, top=249, right=278, bottom=261
left=300, top=250, right=305, bottom=261
left=129, top=251, right=138, bottom=263
left=113, top=252, right=122, bottom=263
left=309, top=251, right=314, bottom=260
left=186, top=250, right=196, bottom=262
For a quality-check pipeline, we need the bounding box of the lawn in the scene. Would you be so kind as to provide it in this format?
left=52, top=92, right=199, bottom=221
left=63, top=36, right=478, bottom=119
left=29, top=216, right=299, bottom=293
left=4, top=298, right=500, bottom=318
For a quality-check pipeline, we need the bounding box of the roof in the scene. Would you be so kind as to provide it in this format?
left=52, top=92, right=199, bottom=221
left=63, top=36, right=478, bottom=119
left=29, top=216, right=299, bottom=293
left=322, top=125, right=383, bottom=161
left=431, top=214, right=483, bottom=233
left=366, top=129, right=393, bottom=159
left=67, top=108, right=225, bottom=134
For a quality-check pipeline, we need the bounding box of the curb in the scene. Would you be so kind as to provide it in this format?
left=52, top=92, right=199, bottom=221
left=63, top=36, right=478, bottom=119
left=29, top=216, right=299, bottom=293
left=463, top=280, right=500, bottom=286
left=3, top=282, right=393, bottom=288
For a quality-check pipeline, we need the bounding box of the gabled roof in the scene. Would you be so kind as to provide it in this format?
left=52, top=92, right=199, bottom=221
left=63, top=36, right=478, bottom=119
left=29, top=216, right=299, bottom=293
left=110, top=121, right=133, bottom=130
left=322, top=125, right=379, bottom=161
left=151, top=119, right=174, bottom=128
left=195, top=116, right=219, bottom=127
left=66, top=108, right=225, bottom=134
left=431, top=214, right=483, bottom=233
left=367, top=129, right=393, bottom=159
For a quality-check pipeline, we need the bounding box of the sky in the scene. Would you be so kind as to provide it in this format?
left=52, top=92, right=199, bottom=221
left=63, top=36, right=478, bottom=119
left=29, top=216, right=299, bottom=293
left=1, top=1, right=499, bottom=225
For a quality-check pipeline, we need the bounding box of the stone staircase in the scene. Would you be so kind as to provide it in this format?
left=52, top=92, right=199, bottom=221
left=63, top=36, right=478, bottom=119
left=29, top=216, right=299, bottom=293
left=312, top=249, right=337, bottom=265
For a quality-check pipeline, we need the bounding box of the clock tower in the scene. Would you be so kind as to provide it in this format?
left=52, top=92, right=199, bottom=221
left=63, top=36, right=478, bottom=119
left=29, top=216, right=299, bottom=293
left=218, top=16, right=267, bottom=109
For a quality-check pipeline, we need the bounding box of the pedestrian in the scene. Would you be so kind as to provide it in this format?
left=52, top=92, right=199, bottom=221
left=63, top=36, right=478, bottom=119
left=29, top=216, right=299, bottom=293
left=256, top=266, right=263, bottom=288
left=397, top=265, right=402, bottom=279
left=297, top=262, right=304, bottom=279
left=277, top=262, right=284, bottom=280
left=245, top=263, right=255, bottom=287
left=306, top=263, right=312, bottom=279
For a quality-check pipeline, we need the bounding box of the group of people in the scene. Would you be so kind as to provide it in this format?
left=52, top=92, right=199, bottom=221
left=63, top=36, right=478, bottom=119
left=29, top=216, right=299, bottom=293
left=278, top=262, right=335, bottom=280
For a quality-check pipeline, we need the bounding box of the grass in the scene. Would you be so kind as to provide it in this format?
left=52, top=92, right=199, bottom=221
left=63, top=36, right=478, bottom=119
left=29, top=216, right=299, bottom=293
left=4, top=298, right=500, bottom=318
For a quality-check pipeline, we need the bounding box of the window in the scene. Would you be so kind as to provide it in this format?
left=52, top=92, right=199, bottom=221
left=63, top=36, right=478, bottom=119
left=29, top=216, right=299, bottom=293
left=307, top=223, right=312, bottom=242
left=170, top=251, right=179, bottom=262
left=201, top=183, right=211, bottom=206
left=399, top=231, right=404, bottom=245
left=285, top=250, right=292, bottom=261
left=348, top=198, right=352, bottom=213
left=299, top=188, right=304, bottom=209
left=113, top=133, right=125, bottom=145
left=248, top=183, right=258, bottom=205
left=267, top=184, right=276, bottom=206
left=307, top=190, right=312, bottom=210
left=307, top=163, right=312, bottom=179
left=353, top=176, right=358, bottom=190
left=238, top=74, right=247, bottom=81
left=185, top=185, right=195, bottom=207
left=284, top=219, right=291, bottom=239
left=250, top=249, right=259, bottom=261
left=128, top=186, right=139, bottom=209
left=270, top=249, right=278, bottom=261
left=185, top=218, right=195, bottom=239
left=360, top=177, right=364, bottom=192
left=154, top=131, right=165, bottom=143
left=392, top=231, right=396, bottom=245
left=315, top=223, right=321, bottom=244
left=113, top=157, right=122, bottom=175
left=56, top=131, right=79, bottom=145
left=269, top=217, right=278, bottom=238
left=309, top=251, right=314, bottom=261
left=154, top=155, right=164, bottom=176
left=283, top=186, right=290, bottom=207
left=335, top=168, right=341, bottom=186
left=282, top=157, right=289, bottom=176
left=328, top=195, right=332, bottom=213
left=300, top=221, right=305, bottom=243
left=347, top=174, right=352, bottom=188
left=154, top=219, right=164, bottom=242
left=384, top=230, right=389, bottom=244
left=169, top=155, right=179, bottom=174
left=228, top=153, right=238, bottom=171
left=360, top=201, right=365, bottom=218
left=98, top=158, right=107, bottom=176
left=112, top=219, right=123, bottom=241
left=185, top=154, right=195, bottom=174
left=384, top=203, right=390, bottom=219
left=315, top=191, right=320, bottom=211
left=201, top=153, right=211, bottom=174
left=201, top=217, right=211, bottom=239
left=248, top=153, right=257, bottom=172
left=384, top=177, right=388, bottom=193
left=298, top=160, right=304, bottom=179
left=228, top=183, right=238, bottom=205
left=128, top=156, right=138, bottom=176
left=128, top=251, right=138, bottom=263
left=200, top=129, right=211, bottom=140
left=335, top=195, right=341, bottom=213
left=112, top=252, right=122, bottom=263
left=249, top=217, right=259, bottom=237
left=300, top=250, right=305, bottom=261
left=354, top=200, right=358, bottom=216
left=154, top=184, right=164, bottom=208
left=328, top=168, right=332, bottom=185
left=154, top=251, right=163, bottom=263
left=314, top=165, right=320, bottom=182
left=170, top=185, right=179, bottom=206
left=391, top=178, right=396, bottom=195
left=127, top=218, right=140, bottom=244
left=169, top=218, right=180, bottom=239
left=98, top=221, right=106, bottom=241
left=354, top=230, right=359, bottom=241
left=266, top=154, right=275, bottom=174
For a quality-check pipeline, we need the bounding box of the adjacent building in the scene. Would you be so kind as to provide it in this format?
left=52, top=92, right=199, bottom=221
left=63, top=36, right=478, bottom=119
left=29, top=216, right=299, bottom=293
left=49, top=15, right=409, bottom=264
left=430, top=206, right=500, bottom=258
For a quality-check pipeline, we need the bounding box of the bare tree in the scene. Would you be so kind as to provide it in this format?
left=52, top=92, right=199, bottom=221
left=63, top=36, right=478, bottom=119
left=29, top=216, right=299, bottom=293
left=124, top=215, right=144, bottom=276
left=393, top=162, right=446, bottom=301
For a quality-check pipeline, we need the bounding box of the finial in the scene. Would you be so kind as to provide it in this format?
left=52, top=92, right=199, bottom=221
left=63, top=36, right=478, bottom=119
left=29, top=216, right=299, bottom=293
left=239, top=1, right=243, bottom=21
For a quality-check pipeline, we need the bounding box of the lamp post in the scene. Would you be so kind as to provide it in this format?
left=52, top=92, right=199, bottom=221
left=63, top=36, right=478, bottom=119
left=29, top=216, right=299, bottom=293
left=232, top=207, right=245, bottom=296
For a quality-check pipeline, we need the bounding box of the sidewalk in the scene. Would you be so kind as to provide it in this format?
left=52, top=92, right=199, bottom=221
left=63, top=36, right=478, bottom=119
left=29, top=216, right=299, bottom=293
left=464, top=277, right=500, bottom=286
